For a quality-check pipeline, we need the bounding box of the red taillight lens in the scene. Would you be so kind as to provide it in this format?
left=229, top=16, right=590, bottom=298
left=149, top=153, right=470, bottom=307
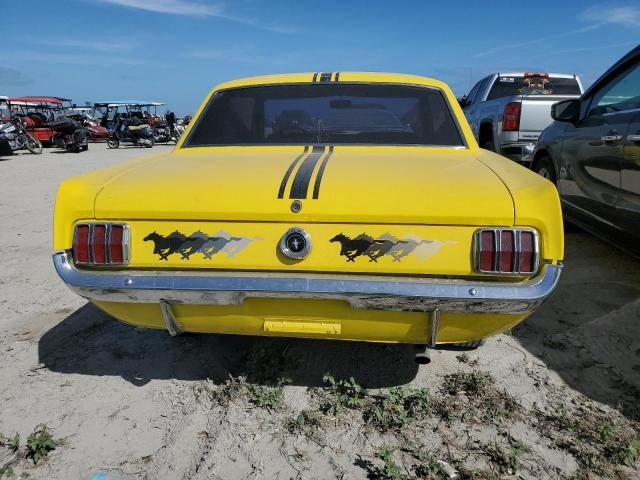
left=500, top=230, right=515, bottom=272
left=476, top=229, right=537, bottom=274
left=519, top=231, right=535, bottom=273
left=110, top=225, right=124, bottom=263
left=73, top=225, right=90, bottom=263
left=502, top=102, right=521, bottom=131
left=72, top=223, right=127, bottom=265
left=479, top=230, right=496, bottom=271
left=92, top=225, right=107, bottom=264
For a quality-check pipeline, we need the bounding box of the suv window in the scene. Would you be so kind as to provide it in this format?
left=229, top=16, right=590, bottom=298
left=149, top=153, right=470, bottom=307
left=185, top=83, right=464, bottom=147
left=588, top=62, right=640, bottom=116
left=487, top=75, right=581, bottom=100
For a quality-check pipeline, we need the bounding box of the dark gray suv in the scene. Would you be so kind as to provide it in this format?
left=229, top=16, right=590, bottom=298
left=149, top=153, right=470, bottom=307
left=531, top=44, right=640, bottom=254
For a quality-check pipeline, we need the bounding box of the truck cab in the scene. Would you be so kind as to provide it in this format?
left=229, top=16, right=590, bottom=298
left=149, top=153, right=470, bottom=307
left=461, top=72, right=583, bottom=163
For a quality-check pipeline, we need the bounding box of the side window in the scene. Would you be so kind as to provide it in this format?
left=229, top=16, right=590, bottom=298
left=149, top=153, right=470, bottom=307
left=466, top=80, right=483, bottom=105
left=588, top=62, right=640, bottom=116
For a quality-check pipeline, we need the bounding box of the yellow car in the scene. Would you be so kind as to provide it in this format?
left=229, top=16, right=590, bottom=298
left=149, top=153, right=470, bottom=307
left=53, top=72, right=563, bottom=357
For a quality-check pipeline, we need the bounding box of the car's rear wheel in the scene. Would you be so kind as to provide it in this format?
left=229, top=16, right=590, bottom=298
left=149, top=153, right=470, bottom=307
left=534, top=155, right=557, bottom=184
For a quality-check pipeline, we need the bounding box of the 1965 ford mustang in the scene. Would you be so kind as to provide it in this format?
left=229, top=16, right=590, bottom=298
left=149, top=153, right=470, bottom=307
left=53, top=72, right=563, bottom=353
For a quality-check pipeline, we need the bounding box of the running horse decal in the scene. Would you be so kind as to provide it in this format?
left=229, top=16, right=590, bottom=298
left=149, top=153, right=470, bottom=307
left=144, top=231, right=187, bottom=261
left=144, top=229, right=259, bottom=261
left=330, top=232, right=454, bottom=263
left=330, top=233, right=384, bottom=262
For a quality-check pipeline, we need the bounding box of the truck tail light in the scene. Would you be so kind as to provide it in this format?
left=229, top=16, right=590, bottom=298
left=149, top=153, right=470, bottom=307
left=524, top=71, right=549, bottom=78
left=72, top=223, right=129, bottom=265
left=474, top=229, right=538, bottom=274
left=502, top=102, right=521, bottom=131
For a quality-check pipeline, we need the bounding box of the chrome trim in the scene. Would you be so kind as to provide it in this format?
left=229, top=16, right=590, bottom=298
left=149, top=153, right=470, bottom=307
left=53, top=252, right=562, bottom=314
left=428, top=309, right=440, bottom=347
left=279, top=227, right=312, bottom=260
left=473, top=228, right=539, bottom=275
left=160, top=300, right=184, bottom=336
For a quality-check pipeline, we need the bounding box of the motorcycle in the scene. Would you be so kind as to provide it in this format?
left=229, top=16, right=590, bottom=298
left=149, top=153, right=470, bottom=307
left=50, top=116, right=89, bottom=153
left=170, top=122, right=185, bottom=143
left=152, top=122, right=172, bottom=143
left=107, top=118, right=154, bottom=148
left=0, top=117, right=43, bottom=155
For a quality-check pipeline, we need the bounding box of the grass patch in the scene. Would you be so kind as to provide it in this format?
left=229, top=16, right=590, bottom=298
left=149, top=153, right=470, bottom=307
left=0, top=433, right=19, bottom=453
left=480, top=435, right=530, bottom=475
left=286, top=410, right=322, bottom=435
left=455, top=353, right=479, bottom=367
left=26, top=424, right=56, bottom=465
left=321, top=374, right=365, bottom=415
left=408, top=447, right=448, bottom=479
left=537, top=402, right=640, bottom=475
left=248, top=380, right=288, bottom=412
left=436, top=371, right=520, bottom=424
left=376, top=445, right=403, bottom=480
left=365, top=387, right=432, bottom=432
left=210, top=375, right=249, bottom=407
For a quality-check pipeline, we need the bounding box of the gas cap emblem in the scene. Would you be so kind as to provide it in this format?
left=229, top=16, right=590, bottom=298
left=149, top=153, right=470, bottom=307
left=279, top=228, right=312, bottom=260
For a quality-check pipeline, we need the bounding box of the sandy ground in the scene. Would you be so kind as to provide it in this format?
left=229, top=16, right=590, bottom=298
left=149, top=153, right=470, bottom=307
left=1, top=145, right=639, bottom=479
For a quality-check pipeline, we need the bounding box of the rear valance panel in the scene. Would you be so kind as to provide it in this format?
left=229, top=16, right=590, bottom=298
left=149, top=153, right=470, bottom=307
left=94, top=221, right=483, bottom=276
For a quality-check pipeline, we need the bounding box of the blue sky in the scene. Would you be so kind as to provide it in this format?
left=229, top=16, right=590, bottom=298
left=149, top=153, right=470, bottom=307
left=1, top=0, right=638, bottom=115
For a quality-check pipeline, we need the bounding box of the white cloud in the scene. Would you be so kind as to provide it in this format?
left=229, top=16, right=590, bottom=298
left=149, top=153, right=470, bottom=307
left=95, top=0, right=294, bottom=33
left=31, top=38, right=132, bottom=53
left=475, top=5, right=639, bottom=58
left=97, top=0, right=221, bottom=16
left=580, top=5, right=640, bottom=28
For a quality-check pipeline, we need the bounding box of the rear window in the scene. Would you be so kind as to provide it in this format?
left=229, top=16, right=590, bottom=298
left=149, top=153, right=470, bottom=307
left=486, top=76, right=581, bottom=100
left=184, top=84, right=464, bottom=147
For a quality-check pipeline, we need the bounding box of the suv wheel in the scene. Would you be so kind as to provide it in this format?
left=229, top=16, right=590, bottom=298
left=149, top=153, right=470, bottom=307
left=535, top=155, right=557, bottom=184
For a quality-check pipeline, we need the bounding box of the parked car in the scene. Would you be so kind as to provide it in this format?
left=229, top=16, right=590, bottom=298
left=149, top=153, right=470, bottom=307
left=532, top=45, right=640, bottom=254
left=52, top=72, right=563, bottom=359
left=461, top=72, right=583, bottom=163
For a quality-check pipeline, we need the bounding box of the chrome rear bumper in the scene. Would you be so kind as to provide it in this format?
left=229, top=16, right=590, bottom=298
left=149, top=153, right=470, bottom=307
left=53, top=252, right=562, bottom=314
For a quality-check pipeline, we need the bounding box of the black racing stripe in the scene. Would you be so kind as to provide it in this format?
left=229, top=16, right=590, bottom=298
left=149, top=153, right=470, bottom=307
left=312, top=72, right=319, bottom=82
left=319, top=72, right=332, bottom=82
left=312, top=145, right=334, bottom=199
left=278, top=146, right=309, bottom=199
left=289, top=146, right=326, bottom=199
left=334, top=72, right=340, bottom=82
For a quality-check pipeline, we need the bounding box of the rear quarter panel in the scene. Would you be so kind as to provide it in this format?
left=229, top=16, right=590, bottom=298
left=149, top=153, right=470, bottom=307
left=476, top=151, right=564, bottom=263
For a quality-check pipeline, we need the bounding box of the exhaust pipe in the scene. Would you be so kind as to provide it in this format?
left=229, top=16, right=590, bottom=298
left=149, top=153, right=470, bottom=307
left=414, top=345, right=431, bottom=365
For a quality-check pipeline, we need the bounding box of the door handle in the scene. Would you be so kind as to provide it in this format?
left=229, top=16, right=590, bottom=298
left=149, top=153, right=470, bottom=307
left=601, top=134, right=623, bottom=143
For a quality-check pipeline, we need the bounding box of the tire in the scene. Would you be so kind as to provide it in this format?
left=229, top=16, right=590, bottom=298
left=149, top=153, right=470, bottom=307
left=439, top=339, right=484, bottom=351
left=534, top=155, right=557, bottom=184
left=26, top=135, right=43, bottom=155
left=145, top=138, right=154, bottom=148
left=107, top=137, right=119, bottom=149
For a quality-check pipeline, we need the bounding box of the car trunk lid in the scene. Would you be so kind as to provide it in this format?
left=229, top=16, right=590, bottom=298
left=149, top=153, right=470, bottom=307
left=94, top=145, right=514, bottom=226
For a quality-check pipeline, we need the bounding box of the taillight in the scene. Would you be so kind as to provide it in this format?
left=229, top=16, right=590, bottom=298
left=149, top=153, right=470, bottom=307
left=524, top=72, right=549, bottom=79
left=73, top=225, right=90, bottom=264
left=92, top=225, right=107, bottom=264
left=72, top=223, right=128, bottom=265
left=475, top=229, right=538, bottom=274
left=502, top=102, right=521, bottom=131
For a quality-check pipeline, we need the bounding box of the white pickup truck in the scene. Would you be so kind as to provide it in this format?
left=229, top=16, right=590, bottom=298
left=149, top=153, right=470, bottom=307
left=460, top=72, right=583, bottom=163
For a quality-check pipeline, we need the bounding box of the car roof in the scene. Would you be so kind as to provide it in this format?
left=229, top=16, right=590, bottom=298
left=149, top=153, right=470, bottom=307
left=212, top=72, right=451, bottom=92
left=495, top=72, right=577, bottom=79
